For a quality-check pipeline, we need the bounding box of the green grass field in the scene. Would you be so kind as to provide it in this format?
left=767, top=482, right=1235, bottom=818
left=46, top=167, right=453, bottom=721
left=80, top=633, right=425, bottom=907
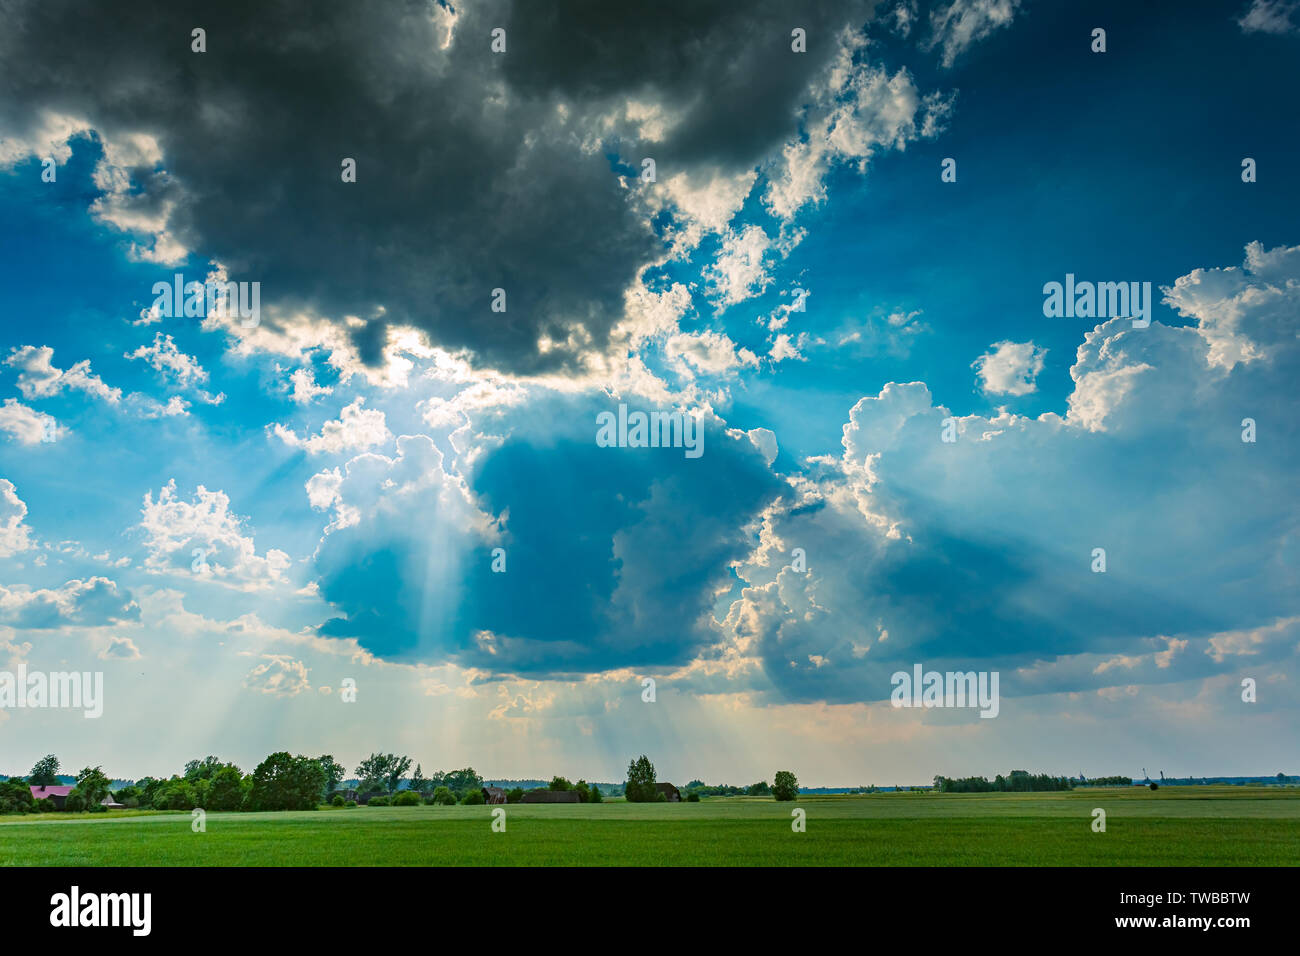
left=2, top=787, right=1296, bottom=866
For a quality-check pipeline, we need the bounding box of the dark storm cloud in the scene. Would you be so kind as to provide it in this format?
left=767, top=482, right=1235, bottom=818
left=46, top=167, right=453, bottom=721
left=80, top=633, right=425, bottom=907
left=0, top=0, right=872, bottom=374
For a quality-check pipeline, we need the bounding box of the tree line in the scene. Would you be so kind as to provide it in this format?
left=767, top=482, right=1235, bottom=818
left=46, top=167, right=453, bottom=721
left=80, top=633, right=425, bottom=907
left=1, top=751, right=802, bottom=813
left=932, top=770, right=1110, bottom=793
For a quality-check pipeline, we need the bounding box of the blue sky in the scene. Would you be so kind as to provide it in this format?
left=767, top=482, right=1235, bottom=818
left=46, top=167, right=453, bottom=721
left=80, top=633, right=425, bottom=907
left=1, top=0, right=1297, bottom=786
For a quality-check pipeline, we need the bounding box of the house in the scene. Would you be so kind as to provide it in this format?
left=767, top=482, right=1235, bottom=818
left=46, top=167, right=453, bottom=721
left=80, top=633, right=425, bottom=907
left=656, top=782, right=681, bottom=802
left=519, top=789, right=582, bottom=803
left=28, top=785, right=73, bottom=809
left=482, top=786, right=507, bottom=804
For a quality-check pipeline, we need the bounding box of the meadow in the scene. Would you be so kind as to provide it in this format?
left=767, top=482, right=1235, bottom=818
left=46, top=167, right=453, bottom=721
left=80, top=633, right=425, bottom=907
left=1, top=786, right=1296, bottom=866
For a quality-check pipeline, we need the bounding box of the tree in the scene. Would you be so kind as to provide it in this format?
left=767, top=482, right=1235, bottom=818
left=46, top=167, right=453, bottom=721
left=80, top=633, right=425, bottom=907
left=574, top=780, right=590, bottom=802
left=772, top=770, right=799, bottom=801
left=625, top=755, right=658, bottom=803
left=410, top=764, right=427, bottom=797
left=589, top=784, right=602, bottom=804
left=315, top=755, right=345, bottom=799
left=354, top=753, right=412, bottom=794
left=0, top=778, right=35, bottom=814
left=746, top=780, right=771, bottom=796
left=248, top=752, right=326, bottom=811
left=460, top=788, right=485, bottom=805
left=506, top=787, right=524, bottom=804
left=75, top=766, right=112, bottom=806
left=29, top=754, right=60, bottom=786
left=431, top=786, right=456, bottom=806
left=206, top=766, right=247, bottom=811
left=442, top=767, right=483, bottom=797
left=183, top=756, right=225, bottom=781
left=549, top=776, right=573, bottom=791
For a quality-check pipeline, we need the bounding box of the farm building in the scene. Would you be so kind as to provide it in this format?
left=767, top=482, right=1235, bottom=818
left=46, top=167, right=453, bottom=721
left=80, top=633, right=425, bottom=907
left=25, top=785, right=123, bottom=810
left=482, top=786, right=507, bottom=804
left=28, top=784, right=74, bottom=808
left=519, top=789, right=583, bottom=803
left=656, top=782, right=682, bottom=802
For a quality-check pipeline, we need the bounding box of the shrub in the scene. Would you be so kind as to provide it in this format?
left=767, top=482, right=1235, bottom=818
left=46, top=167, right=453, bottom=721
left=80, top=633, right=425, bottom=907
left=506, top=787, right=524, bottom=804
left=686, top=791, right=700, bottom=802
left=367, top=795, right=391, bottom=807
left=431, top=786, right=456, bottom=805
left=64, top=791, right=87, bottom=812
left=393, top=790, right=421, bottom=806
left=346, top=800, right=357, bottom=807
left=0, top=778, right=36, bottom=815
left=37, top=798, right=57, bottom=813
left=331, top=794, right=346, bottom=807
left=460, top=789, right=485, bottom=805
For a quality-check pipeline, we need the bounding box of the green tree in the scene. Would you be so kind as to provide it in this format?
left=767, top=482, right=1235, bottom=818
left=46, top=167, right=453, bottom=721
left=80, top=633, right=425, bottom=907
left=410, top=764, right=427, bottom=797
left=442, top=767, right=483, bottom=797
left=772, top=770, right=799, bottom=801
left=206, top=766, right=246, bottom=811
left=29, top=754, right=60, bottom=786
left=460, top=788, right=485, bottom=805
left=746, top=780, right=770, bottom=796
left=506, top=787, right=524, bottom=803
left=431, top=786, right=456, bottom=805
left=248, top=752, right=326, bottom=811
left=625, top=755, right=658, bottom=803
left=315, top=755, right=345, bottom=799
left=354, top=753, right=412, bottom=794
left=183, top=756, right=225, bottom=781
left=588, top=784, right=602, bottom=804
left=74, top=766, right=112, bottom=806
left=549, top=775, right=573, bottom=791
left=0, top=778, right=35, bottom=814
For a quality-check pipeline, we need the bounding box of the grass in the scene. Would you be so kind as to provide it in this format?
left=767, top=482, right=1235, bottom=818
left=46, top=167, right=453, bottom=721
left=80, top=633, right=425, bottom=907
left=1, top=787, right=1296, bottom=866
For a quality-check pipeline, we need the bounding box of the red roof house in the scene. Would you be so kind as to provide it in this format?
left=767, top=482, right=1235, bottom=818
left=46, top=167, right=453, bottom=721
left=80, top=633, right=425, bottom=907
left=29, top=785, right=74, bottom=809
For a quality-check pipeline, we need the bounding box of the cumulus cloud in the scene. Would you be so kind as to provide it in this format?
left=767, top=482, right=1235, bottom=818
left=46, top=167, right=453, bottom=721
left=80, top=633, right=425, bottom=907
left=0, top=479, right=32, bottom=557
left=4, top=345, right=121, bottom=404
left=137, top=480, right=291, bottom=589
left=271, top=397, right=393, bottom=455
left=0, top=576, right=140, bottom=628
left=126, top=332, right=205, bottom=387
left=763, top=31, right=953, bottom=222
left=0, top=398, right=56, bottom=444
left=973, top=340, right=1046, bottom=396
left=309, top=395, right=786, bottom=674
left=243, top=654, right=312, bottom=697
left=721, top=242, right=1300, bottom=705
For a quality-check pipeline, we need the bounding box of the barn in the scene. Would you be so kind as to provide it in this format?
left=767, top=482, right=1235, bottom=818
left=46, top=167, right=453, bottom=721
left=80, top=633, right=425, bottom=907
left=482, top=786, right=507, bottom=804
left=656, top=782, right=682, bottom=802
left=519, top=789, right=582, bottom=803
left=28, top=784, right=73, bottom=809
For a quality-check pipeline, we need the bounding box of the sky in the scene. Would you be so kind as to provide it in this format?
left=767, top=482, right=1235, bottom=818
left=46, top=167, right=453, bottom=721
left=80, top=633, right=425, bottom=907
left=0, top=0, right=1297, bottom=787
